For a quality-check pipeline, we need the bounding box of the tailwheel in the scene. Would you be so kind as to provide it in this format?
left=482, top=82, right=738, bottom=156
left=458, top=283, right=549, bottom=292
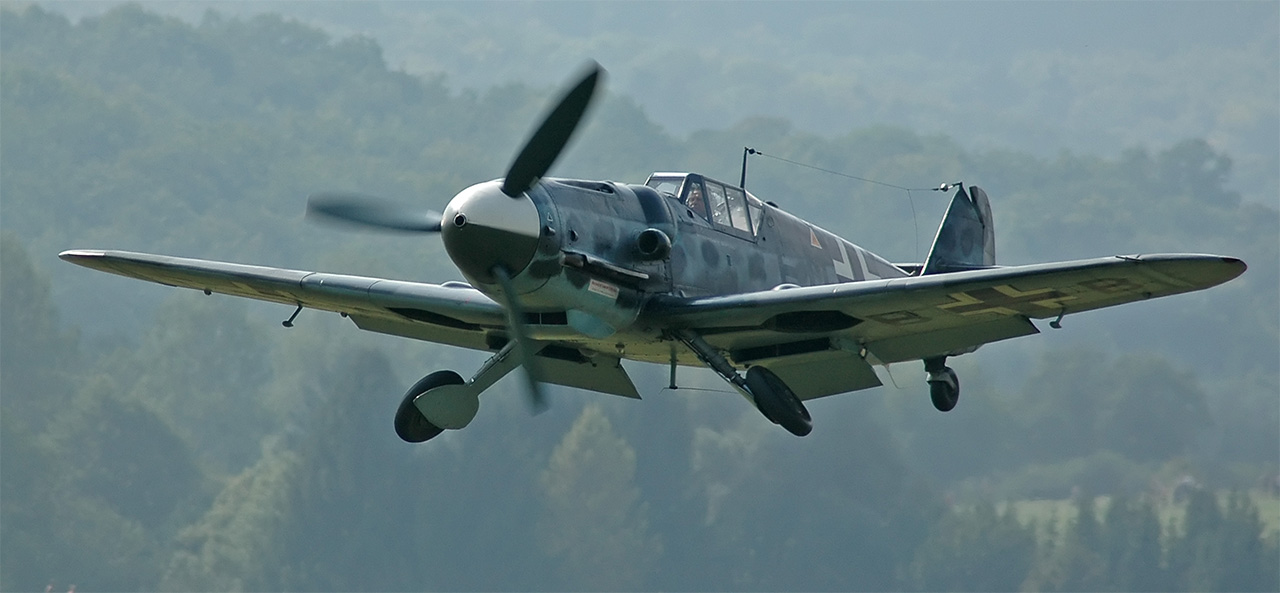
left=924, top=357, right=960, bottom=412
left=394, top=370, right=464, bottom=443
left=745, top=366, right=813, bottom=436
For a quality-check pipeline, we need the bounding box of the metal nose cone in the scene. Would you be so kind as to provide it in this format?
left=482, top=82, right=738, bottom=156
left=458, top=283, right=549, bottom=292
left=441, top=181, right=542, bottom=284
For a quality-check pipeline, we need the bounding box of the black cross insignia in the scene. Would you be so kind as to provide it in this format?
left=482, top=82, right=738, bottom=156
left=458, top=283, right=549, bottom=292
left=939, top=285, right=1076, bottom=316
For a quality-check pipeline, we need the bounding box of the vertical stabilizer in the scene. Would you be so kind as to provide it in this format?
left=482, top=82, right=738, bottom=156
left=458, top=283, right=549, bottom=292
left=921, top=185, right=995, bottom=274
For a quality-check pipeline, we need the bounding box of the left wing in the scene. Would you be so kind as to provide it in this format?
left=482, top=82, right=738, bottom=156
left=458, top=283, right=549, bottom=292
left=60, top=249, right=508, bottom=351
left=60, top=250, right=648, bottom=398
left=645, top=253, right=1244, bottom=398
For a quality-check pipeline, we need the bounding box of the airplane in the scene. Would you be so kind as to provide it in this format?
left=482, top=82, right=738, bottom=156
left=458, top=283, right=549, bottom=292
left=60, top=63, right=1246, bottom=441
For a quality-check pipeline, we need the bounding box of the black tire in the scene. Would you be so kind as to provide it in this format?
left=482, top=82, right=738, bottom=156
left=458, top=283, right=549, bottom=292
left=394, top=370, right=464, bottom=443
left=745, top=366, right=813, bottom=436
left=929, top=368, right=959, bottom=412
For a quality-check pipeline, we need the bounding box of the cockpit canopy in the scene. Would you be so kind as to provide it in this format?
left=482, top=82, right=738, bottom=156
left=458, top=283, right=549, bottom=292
left=644, top=172, right=765, bottom=237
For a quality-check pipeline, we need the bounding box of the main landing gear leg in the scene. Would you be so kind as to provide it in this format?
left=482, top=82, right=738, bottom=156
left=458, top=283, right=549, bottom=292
left=924, top=356, right=960, bottom=412
left=674, top=329, right=812, bottom=436
left=393, top=340, right=522, bottom=443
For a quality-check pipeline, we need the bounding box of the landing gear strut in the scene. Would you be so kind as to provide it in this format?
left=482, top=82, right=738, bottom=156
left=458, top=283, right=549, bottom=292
left=675, top=329, right=812, bottom=436
left=924, top=356, right=960, bottom=412
left=393, top=339, right=523, bottom=443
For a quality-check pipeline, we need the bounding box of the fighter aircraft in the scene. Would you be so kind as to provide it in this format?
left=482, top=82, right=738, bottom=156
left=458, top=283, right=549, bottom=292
left=61, top=64, right=1246, bottom=441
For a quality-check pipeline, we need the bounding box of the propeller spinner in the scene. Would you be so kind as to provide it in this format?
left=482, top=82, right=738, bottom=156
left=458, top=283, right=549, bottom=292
left=439, top=180, right=541, bottom=285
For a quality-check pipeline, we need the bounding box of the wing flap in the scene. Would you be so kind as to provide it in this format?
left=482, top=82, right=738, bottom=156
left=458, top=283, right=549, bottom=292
left=754, top=349, right=883, bottom=400
left=348, top=314, right=494, bottom=351
left=536, top=353, right=641, bottom=399
left=865, top=315, right=1039, bottom=363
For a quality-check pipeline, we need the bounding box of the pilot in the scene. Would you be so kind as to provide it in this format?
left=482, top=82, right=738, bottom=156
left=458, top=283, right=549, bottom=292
left=685, top=185, right=708, bottom=219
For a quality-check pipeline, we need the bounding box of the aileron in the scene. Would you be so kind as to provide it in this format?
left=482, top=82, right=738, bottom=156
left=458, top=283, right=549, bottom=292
left=60, top=249, right=506, bottom=351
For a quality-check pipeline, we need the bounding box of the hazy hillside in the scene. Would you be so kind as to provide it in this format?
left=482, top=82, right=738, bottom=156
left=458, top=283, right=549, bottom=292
left=2, top=4, right=1276, bottom=591
left=43, top=0, right=1280, bottom=205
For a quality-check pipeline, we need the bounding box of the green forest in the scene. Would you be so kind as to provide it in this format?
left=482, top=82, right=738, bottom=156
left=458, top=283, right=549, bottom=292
left=1, top=4, right=1277, bottom=591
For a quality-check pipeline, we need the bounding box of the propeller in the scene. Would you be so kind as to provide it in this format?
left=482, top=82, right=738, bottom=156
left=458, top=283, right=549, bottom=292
left=306, top=192, right=442, bottom=233
left=302, top=61, right=603, bottom=231
left=501, top=62, right=603, bottom=197
left=491, top=264, right=547, bottom=414
left=304, top=62, right=606, bottom=412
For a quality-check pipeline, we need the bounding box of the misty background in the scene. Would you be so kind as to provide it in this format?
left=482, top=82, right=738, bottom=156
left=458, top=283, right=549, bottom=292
left=2, top=2, right=1277, bottom=591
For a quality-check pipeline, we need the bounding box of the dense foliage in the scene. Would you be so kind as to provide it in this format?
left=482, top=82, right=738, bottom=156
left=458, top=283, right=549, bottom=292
left=1, top=5, right=1276, bottom=591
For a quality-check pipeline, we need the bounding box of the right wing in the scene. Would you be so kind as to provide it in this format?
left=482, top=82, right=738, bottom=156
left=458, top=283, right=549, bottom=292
left=644, top=253, right=1245, bottom=399
left=60, top=249, right=507, bottom=352
left=647, top=253, right=1246, bottom=345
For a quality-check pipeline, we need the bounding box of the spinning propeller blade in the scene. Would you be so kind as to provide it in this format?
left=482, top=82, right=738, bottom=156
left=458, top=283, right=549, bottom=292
left=306, top=192, right=443, bottom=233
left=492, top=265, right=548, bottom=414
left=501, top=62, right=604, bottom=197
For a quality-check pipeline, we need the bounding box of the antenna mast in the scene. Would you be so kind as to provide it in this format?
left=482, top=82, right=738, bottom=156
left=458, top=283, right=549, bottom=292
left=739, top=147, right=756, bottom=188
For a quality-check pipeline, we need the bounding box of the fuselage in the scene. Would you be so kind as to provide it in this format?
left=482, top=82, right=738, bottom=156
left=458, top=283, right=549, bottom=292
left=436, top=172, right=905, bottom=364
left=646, top=172, right=909, bottom=294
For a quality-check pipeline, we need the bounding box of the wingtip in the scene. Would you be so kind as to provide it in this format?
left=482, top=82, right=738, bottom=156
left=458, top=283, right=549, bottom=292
left=1198, top=255, right=1248, bottom=282
left=58, top=249, right=107, bottom=263
left=1222, top=256, right=1247, bottom=272
left=1140, top=253, right=1249, bottom=288
left=1221, top=256, right=1248, bottom=284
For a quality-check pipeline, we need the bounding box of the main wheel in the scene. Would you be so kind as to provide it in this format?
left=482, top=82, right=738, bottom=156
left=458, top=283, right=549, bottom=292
left=745, top=366, right=813, bottom=436
left=928, top=367, right=960, bottom=412
left=394, top=370, right=464, bottom=443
